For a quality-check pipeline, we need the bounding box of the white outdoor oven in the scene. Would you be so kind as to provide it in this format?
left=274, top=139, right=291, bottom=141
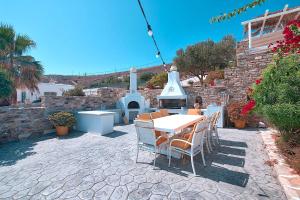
left=119, top=67, right=148, bottom=121
left=157, top=65, right=187, bottom=114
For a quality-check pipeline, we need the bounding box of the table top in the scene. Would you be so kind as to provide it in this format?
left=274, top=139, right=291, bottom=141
left=153, top=114, right=205, bottom=134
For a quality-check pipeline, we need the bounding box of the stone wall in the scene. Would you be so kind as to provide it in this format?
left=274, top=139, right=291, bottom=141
left=139, top=87, right=227, bottom=108
left=225, top=46, right=274, bottom=101
left=0, top=106, right=52, bottom=143
left=0, top=87, right=126, bottom=143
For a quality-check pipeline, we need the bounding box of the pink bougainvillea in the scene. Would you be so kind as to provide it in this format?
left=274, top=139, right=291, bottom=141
left=241, top=99, right=256, bottom=116
left=269, top=20, right=300, bottom=55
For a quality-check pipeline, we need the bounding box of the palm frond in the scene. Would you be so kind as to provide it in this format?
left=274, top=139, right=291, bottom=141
left=15, top=34, right=36, bottom=55
left=17, top=56, right=44, bottom=91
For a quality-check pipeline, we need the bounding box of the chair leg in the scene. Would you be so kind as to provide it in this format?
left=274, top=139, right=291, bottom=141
left=211, top=130, right=216, bottom=146
left=168, top=148, right=172, bottom=167
left=136, top=147, right=139, bottom=163
left=201, top=148, right=206, bottom=166
left=215, top=128, right=220, bottom=144
left=153, top=149, right=157, bottom=167
left=207, top=132, right=213, bottom=151
left=206, top=137, right=211, bottom=153
left=191, top=155, right=196, bottom=176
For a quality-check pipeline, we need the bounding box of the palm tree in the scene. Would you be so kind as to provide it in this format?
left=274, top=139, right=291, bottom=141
left=0, top=24, right=44, bottom=104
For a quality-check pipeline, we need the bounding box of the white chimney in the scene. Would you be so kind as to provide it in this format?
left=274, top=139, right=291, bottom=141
left=130, top=67, right=137, bottom=94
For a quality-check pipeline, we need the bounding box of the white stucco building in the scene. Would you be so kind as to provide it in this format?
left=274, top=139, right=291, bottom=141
left=17, top=82, right=74, bottom=103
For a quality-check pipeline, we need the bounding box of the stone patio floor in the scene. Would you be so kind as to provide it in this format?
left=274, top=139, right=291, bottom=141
left=0, top=125, right=286, bottom=200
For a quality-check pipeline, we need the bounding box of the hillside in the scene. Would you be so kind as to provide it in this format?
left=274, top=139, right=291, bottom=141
left=42, top=64, right=170, bottom=88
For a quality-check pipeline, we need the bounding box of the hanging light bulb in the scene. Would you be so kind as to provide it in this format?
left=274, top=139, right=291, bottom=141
left=147, top=24, right=153, bottom=37
left=156, top=51, right=160, bottom=58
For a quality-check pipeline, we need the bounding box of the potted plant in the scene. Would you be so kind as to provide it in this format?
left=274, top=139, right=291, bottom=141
left=227, top=101, right=246, bottom=129
left=206, top=70, right=225, bottom=86
left=48, top=112, right=76, bottom=136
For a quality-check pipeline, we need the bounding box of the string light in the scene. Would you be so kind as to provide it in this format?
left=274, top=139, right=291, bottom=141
left=147, top=24, right=153, bottom=36
left=137, top=0, right=166, bottom=67
left=156, top=51, right=160, bottom=58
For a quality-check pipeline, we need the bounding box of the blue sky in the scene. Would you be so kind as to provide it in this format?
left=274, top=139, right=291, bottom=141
left=0, top=0, right=298, bottom=75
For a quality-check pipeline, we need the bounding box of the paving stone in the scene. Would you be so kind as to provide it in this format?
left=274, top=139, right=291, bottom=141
left=76, top=181, right=94, bottom=191
left=152, top=183, right=171, bottom=195
left=28, top=181, right=51, bottom=196
left=128, top=188, right=151, bottom=200
left=0, top=189, right=18, bottom=199
left=181, top=190, right=204, bottom=200
left=46, top=189, right=64, bottom=200
left=134, top=174, right=147, bottom=184
left=94, top=185, right=114, bottom=200
left=91, top=182, right=106, bottom=192
left=12, top=188, right=30, bottom=199
left=59, top=189, right=80, bottom=199
left=110, top=186, right=128, bottom=200
left=199, top=191, right=219, bottom=200
left=78, top=189, right=94, bottom=200
left=30, top=193, right=46, bottom=200
left=120, top=174, right=133, bottom=185
left=170, top=181, right=191, bottom=193
left=168, top=191, right=181, bottom=200
left=105, top=174, right=120, bottom=187
left=0, top=126, right=288, bottom=200
left=149, top=194, right=168, bottom=200
left=41, top=182, right=64, bottom=196
left=139, top=182, right=154, bottom=190
left=126, top=182, right=139, bottom=193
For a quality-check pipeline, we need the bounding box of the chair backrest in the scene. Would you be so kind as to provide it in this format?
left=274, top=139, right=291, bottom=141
left=159, top=109, right=169, bottom=117
left=191, top=120, right=209, bottom=148
left=187, top=109, right=201, bottom=115
left=212, top=111, right=220, bottom=128
left=134, top=120, right=156, bottom=146
left=208, top=112, right=217, bottom=129
left=136, top=113, right=151, bottom=120
left=150, top=111, right=162, bottom=119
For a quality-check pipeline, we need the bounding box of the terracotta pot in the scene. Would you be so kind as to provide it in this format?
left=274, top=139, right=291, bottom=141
left=234, top=119, right=246, bottom=129
left=55, top=126, right=69, bottom=136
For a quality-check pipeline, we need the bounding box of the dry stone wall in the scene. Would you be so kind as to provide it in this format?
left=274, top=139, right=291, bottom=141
left=225, top=46, right=274, bottom=101
left=0, top=106, right=52, bottom=143
left=0, top=88, right=126, bottom=143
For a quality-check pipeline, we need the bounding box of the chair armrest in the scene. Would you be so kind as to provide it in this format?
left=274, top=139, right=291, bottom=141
left=170, top=139, right=192, bottom=146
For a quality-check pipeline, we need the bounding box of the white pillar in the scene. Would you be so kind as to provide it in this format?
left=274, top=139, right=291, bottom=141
left=248, top=22, right=252, bottom=49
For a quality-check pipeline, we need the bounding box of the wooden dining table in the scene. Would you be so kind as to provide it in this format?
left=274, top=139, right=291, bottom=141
left=153, top=114, right=205, bottom=134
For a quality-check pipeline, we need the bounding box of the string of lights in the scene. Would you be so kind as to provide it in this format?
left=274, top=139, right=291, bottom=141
left=137, top=0, right=166, bottom=67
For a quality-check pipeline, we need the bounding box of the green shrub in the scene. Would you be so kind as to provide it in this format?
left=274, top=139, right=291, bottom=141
left=0, top=70, right=13, bottom=99
left=253, top=54, right=300, bottom=136
left=146, top=72, right=167, bottom=89
left=139, top=72, right=155, bottom=82
left=262, top=104, right=300, bottom=132
left=48, top=112, right=76, bottom=127
left=63, top=86, right=85, bottom=96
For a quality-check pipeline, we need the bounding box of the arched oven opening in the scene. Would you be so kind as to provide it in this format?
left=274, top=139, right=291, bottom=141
left=128, top=101, right=140, bottom=109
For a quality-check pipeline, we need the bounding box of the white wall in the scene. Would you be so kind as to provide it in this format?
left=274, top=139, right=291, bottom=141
left=17, top=82, right=74, bottom=103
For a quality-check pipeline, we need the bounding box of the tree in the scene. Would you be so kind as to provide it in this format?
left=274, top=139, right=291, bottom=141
left=0, top=24, right=44, bottom=104
left=173, top=35, right=236, bottom=85
left=0, top=70, right=13, bottom=99
left=146, top=72, right=167, bottom=89
left=139, top=72, right=155, bottom=82
left=210, top=0, right=267, bottom=23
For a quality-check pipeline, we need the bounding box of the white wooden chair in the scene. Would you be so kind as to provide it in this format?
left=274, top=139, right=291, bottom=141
left=134, top=120, right=168, bottom=166
left=209, top=111, right=220, bottom=145
left=168, top=119, right=209, bottom=175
